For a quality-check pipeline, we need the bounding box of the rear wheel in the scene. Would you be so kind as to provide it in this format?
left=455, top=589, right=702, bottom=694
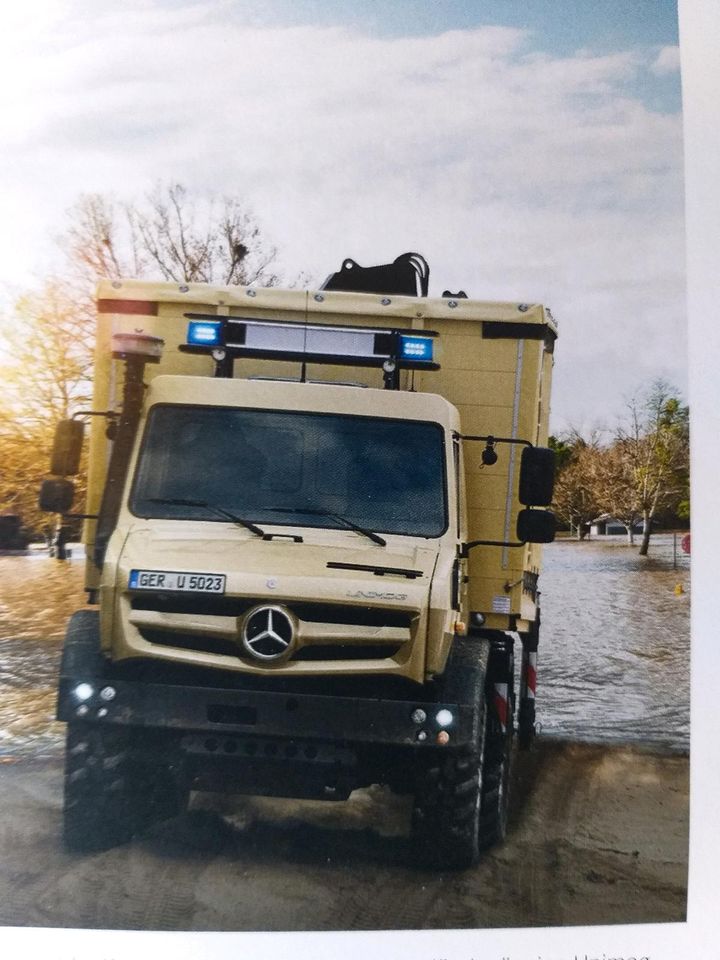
left=478, top=643, right=514, bottom=849
left=518, top=610, right=540, bottom=751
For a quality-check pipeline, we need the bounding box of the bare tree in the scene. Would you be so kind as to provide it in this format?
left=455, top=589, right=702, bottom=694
left=592, top=440, right=644, bottom=545
left=62, top=184, right=280, bottom=288
left=551, top=433, right=604, bottom=539
left=616, top=380, right=689, bottom=555
left=2, top=186, right=283, bottom=537
left=550, top=385, right=688, bottom=553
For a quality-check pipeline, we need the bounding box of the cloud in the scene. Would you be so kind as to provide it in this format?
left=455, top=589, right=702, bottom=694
left=0, top=4, right=685, bottom=428
left=651, top=45, right=681, bottom=75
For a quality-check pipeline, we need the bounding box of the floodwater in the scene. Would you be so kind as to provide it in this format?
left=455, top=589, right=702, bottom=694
left=540, top=534, right=690, bottom=751
left=0, top=535, right=690, bottom=758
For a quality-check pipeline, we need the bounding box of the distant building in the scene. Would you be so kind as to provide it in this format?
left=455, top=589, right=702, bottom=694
left=590, top=513, right=649, bottom=536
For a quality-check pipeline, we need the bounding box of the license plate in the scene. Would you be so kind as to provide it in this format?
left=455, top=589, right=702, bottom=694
left=128, top=569, right=226, bottom=593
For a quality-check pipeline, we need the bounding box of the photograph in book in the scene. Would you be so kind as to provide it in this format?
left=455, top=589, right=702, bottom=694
left=0, top=0, right=689, bottom=937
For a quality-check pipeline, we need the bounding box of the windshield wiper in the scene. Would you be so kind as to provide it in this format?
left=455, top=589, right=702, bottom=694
left=147, top=497, right=265, bottom=537
left=267, top=506, right=386, bottom=547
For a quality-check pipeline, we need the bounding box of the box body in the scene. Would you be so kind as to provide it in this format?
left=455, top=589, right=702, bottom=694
left=86, top=280, right=556, bottom=631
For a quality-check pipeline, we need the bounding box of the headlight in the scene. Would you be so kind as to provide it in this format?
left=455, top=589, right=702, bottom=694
left=73, top=683, right=94, bottom=702
left=435, top=709, right=454, bottom=728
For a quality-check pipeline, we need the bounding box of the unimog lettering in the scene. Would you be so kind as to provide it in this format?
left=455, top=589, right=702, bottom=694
left=346, top=590, right=408, bottom=601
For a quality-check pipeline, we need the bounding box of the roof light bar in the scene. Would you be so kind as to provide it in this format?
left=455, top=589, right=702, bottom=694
left=181, top=314, right=439, bottom=372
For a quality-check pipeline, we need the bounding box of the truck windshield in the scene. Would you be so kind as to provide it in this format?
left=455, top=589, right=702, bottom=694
left=131, top=404, right=448, bottom=538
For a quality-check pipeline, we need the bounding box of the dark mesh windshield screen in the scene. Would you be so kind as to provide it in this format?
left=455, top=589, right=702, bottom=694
left=131, top=405, right=447, bottom=537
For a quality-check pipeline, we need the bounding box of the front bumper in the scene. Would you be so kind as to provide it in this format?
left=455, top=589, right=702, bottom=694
left=57, top=673, right=475, bottom=749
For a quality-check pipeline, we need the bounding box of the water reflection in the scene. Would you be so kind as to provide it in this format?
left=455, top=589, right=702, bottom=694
left=0, top=535, right=690, bottom=757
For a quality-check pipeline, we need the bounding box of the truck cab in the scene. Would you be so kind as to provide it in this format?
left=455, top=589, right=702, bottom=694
left=108, top=375, right=465, bottom=685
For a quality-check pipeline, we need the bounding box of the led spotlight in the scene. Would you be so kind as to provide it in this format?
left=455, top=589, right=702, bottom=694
left=187, top=320, right=222, bottom=346
left=435, top=709, right=454, bottom=728
left=73, top=683, right=94, bottom=703
left=399, top=335, right=433, bottom=362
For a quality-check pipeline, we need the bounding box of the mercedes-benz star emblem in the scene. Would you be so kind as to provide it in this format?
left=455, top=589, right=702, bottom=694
left=241, top=605, right=295, bottom=661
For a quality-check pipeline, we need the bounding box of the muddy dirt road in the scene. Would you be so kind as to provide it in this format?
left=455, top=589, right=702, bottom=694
left=0, top=740, right=687, bottom=931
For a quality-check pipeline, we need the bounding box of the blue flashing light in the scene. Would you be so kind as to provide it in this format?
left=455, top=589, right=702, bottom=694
left=187, top=320, right=223, bottom=346
left=399, top=335, right=433, bottom=363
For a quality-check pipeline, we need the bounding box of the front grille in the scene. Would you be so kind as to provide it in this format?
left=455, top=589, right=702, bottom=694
left=140, top=629, right=402, bottom=662
left=132, top=595, right=253, bottom=616
left=132, top=593, right=414, bottom=665
left=131, top=594, right=413, bottom=628
left=139, top=628, right=239, bottom=659
left=292, top=644, right=403, bottom=661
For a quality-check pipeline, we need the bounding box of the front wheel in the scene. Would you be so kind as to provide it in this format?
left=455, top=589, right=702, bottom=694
left=411, top=746, right=484, bottom=869
left=411, top=638, right=514, bottom=868
left=63, top=723, right=187, bottom=852
left=64, top=723, right=141, bottom=851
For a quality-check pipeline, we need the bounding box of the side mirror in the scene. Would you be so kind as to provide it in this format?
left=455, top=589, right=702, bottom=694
left=50, top=420, right=85, bottom=476
left=517, top=508, right=555, bottom=544
left=518, top=446, right=555, bottom=506
left=39, top=478, right=75, bottom=514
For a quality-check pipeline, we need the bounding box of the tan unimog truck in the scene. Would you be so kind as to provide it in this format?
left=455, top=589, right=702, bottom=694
left=41, top=253, right=557, bottom=868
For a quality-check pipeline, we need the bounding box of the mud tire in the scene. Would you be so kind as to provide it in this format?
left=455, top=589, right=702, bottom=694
left=63, top=723, right=141, bottom=851
left=477, top=672, right=514, bottom=850
left=63, top=723, right=187, bottom=852
left=411, top=638, right=514, bottom=868
left=411, top=746, right=484, bottom=869
left=517, top=609, right=540, bottom=751
left=517, top=699, right=535, bottom=752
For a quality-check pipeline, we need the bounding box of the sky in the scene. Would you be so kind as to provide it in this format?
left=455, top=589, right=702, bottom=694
left=0, top=0, right=685, bottom=432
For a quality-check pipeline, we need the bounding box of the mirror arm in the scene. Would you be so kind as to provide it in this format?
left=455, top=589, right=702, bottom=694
left=454, top=432, right=533, bottom=448
left=72, top=410, right=119, bottom=422
left=461, top=539, right=525, bottom=557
